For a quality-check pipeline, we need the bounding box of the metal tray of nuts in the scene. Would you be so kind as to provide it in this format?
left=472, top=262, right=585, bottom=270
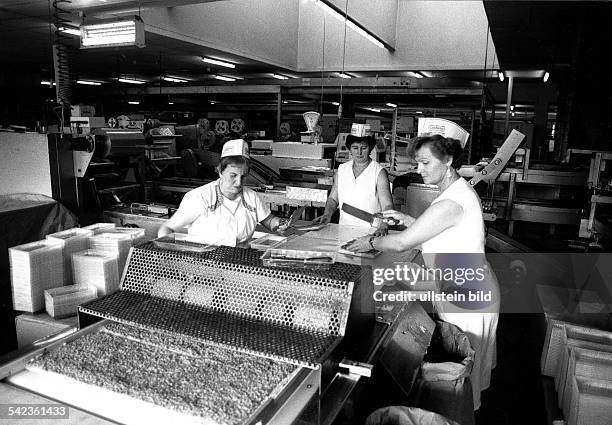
left=6, top=320, right=317, bottom=425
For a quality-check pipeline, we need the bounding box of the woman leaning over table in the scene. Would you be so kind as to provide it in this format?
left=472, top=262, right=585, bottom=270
left=158, top=139, right=288, bottom=246
left=346, top=134, right=499, bottom=411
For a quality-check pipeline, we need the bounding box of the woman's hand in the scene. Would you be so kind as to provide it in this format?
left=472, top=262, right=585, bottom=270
left=276, top=218, right=290, bottom=234
left=312, top=213, right=332, bottom=225
left=373, top=222, right=389, bottom=237
left=345, top=236, right=374, bottom=253
left=379, top=209, right=415, bottom=226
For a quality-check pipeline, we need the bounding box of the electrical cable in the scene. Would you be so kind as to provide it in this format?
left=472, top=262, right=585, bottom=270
left=338, top=0, right=349, bottom=119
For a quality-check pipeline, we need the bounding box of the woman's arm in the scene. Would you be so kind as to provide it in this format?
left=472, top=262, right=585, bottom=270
left=157, top=192, right=202, bottom=237
left=376, top=168, right=394, bottom=211
left=313, top=172, right=339, bottom=224
left=346, top=199, right=463, bottom=252
left=376, top=200, right=462, bottom=251
left=373, top=169, right=395, bottom=236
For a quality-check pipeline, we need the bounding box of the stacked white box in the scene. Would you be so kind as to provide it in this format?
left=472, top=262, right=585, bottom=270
left=88, top=232, right=132, bottom=276
left=562, top=349, right=612, bottom=417
left=541, top=319, right=570, bottom=377
left=46, top=228, right=93, bottom=285
left=556, top=325, right=612, bottom=408
left=45, top=284, right=98, bottom=318
left=567, top=377, right=612, bottom=425
left=9, top=240, right=64, bottom=312
left=72, top=250, right=120, bottom=296
left=107, top=227, right=146, bottom=246
left=82, top=222, right=116, bottom=234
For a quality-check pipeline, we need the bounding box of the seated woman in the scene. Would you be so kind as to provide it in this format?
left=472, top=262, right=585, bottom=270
left=346, top=135, right=499, bottom=411
left=158, top=139, right=287, bottom=246
left=313, top=134, right=393, bottom=235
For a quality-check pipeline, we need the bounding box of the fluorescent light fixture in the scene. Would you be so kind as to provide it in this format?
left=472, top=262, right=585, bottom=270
left=128, top=101, right=140, bottom=105
left=346, top=20, right=384, bottom=48
left=366, top=108, right=381, bottom=113
left=415, top=111, right=423, bottom=114
left=202, top=57, right=235, bottom=69
left=332, top=102, right=340, bottom=106
left=214, top=75, right=236, bottom=82
left=162, top=76, right=189, bottom=83
left=543, top=71, right=550, bottom=82
left=499, top=71, right=505, bottom=82
left=41, top=80, right=56, bottom=86
left=315, top=0, right=344, bottom=23
left=336, top=72, right=352, bottom=79
left=77, top=80, right=102, bottom=86
left=81, top=16, right=145, bottom=49
left=315, top=0, right=387, bottom=49
left=118, top=77, right=145, bottom=84
left=282, top=100, right=288, bottom=104
left=168, top=102, right=174, bottom=105
left=406, top=71, right=423, bottom=79
left=209, top=101, right=216, bottom=105
left=386, top=102, right=397, bottom=108
left=271, top=73, right=289, bottom=80
left=57, top=26, right=80, bottom=36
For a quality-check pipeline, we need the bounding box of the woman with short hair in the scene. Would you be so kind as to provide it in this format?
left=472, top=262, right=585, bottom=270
left=158, top=139, right=287, bottom=246
left=313, top=134, right=393, bottom=235
left=346, top=134, right=499, bottom=411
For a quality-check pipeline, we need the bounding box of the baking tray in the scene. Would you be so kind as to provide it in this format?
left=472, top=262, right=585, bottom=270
left=261, top=249, right=336, bottom=270
left=249, top=233, right=287, bottom=251
left=152, top=235, right=217, bottom=253
left=5, top=320, right=313, bottom=425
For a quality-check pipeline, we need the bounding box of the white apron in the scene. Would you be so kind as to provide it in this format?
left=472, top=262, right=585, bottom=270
left=337, top=160, right=384, bottom=227
left=187, top=184, right=259, bottom=246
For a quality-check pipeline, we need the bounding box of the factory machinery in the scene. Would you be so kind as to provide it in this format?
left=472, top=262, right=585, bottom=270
left=0, top=240, right=434, bottom=424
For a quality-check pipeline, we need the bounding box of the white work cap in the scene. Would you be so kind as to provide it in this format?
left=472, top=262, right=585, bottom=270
left=221, top=139, right=249, bottom=158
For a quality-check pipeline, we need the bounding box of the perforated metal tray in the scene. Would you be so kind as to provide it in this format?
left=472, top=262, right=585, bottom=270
left=80, top=244, right=364, bottom=369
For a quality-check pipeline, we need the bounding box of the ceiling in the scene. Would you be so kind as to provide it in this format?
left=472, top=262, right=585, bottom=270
left=3, top=1, right=595, bottom=81
left=1, top=0, right=608, bottom=110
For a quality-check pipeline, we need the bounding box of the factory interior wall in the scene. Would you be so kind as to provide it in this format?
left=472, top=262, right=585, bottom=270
left=0, top=133, right=52, bottom=197
left=326, top=0, right=398, bottom=47
left=297, top=0, right=498, bottom=72
left=141, top=0, right=300, bottom=70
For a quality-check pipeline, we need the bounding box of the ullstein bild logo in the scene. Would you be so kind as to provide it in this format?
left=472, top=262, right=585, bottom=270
left=372, top=264, right=487, bottom=287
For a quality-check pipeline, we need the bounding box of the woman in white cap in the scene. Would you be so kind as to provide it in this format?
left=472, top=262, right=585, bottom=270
left=346, top=135, right=499, bottom=411
left=313, top=134, right=393, bottom=235
left=158, top=139, right=287, bottom=246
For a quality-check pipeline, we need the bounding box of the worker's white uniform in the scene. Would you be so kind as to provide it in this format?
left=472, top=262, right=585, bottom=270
left=178, top=179, right=270, bottom=246
left=421, top=178, right=499, bottom=411
left=337, top=160, right=384, bottom=227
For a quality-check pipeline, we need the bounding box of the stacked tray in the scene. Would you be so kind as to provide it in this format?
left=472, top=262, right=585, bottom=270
left=88, top=232, right=132, bottom=276
left=556, top=325, right=612, bottom=408
left=45, top=284, right=98, bottom=319
left=541, top=318, right=570, bottom=377
left=567, top=378, right=612, bottom=425
left=46, top=228, right=94, bottom=285
left=107, top=227, right=146, bottom=246
left=9, top=240, right=64, bottom=312
left=72, top=250, right=121, bottom=296
left=82, top=222, right=116, bottom=235
left=562, top=349, right=612, bottom=419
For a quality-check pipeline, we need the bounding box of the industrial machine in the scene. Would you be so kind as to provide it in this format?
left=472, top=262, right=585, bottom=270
left=69, top=128, right=148, bottom=220
left=0, top=241, right=433, bottom=424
